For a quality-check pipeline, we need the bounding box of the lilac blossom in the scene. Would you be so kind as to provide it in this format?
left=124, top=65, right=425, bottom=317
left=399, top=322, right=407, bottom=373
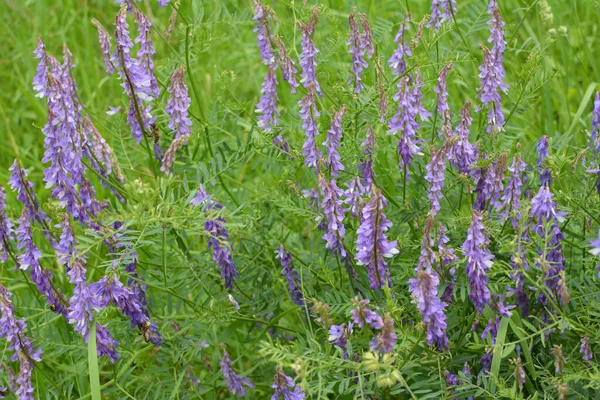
left=388, top=15, right=411, bottom=76
left=487, top=3, right=507, bottom=85
left=537, top=136, right=552, bottom=186
left=275, top=245, right=305, bottom=306
left=350, top=297, right=383, bottom=329
left=449, top=102, right=477, bottom=174
left=324, top=105, right=346, bottom=176
left=298, top=10, right=322, bottom=96
left=428, top=0, right=457, bottom=31
left=319, top=176, right=346, bottom=258
left=0, top=185, right=13, bottom=262
left=166, top=66, right=192, bottom=139
left=478, top=45, right=507, bottom=133
left=134, top=9, right=159, bottom=98
left=114, top=7, right=156, bottom=144
left=0, top=284, right=42, bottom=400
left=347, top=11, right=370, bottom=93
left=32, top=37, right=49, bottom=97
left=437, top=225, right=457, bottom=304
left=358, top=126, right=376, bottom=191
left=586, top=92, right=600, bottom=192
left=299, top=85, right=321, bottom=173
left=329, top=322, right=353, bottom=359
left=253, top=1, right=275, bottom=65
left=580, top=335, right=593, bottom=362
left=192, top=185, right=239, bottom=289
left=497, top=155, right=526, bottom=226
left=369, top=313, right=397, bottom=353
left=276, top=38, right=299, bottom=93
left=463, top=211, right=494, bottom=313
left=91, top=20, right=114, bottom=74
left=16, top=209, right=68, bottom=317
left=159, top=0, right=170, bottom=6
left=273, top=135, right=293, bottom=159
left=343, top=177, right=365, bottom=218
left=473, top=154, right=507, bottom=212
left=220, top=348, right=254, bottom=396
left=257, top=65, right=280, bottom=131
left=355, top=189, right=399, bottom=289
left=271, top=367, right=305, bottom=400
left=435, top=62, right=453, bottom=131
left=425, top=143, right=450, bottom=216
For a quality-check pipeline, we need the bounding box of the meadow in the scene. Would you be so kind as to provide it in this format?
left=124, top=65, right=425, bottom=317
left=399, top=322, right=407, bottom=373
left=0, top=0, right=600, bottom=398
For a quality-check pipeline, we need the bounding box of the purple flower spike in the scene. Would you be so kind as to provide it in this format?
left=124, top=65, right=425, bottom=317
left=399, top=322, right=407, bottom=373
left=253, top=1, right=275, bottom=65
left=329, top=322, right=353, bottom=359
left=276, top=38, right=299, bottom=94
left=92, top=20, right=114, bottom=74
left=435, top=62, right=453, bottom=131
left=0, top=185, right=13, bottom=262
left=428, top=0, right=457, bottom=31
left=369, top=313, right=397, bottom=353
left=478, top=45, right=508, bottom=134
left=166, top=66, right=192, bottom=139
left=299, top=85, right=322, bottom=173
left=350, top=297, right=383, bottom=329
left=537, top=136, right=552, bottom=186
left=273, top=135, right=293, bottom=159
left=134, top=9, right=159, bottom=98
left=347, top=11, right=371, bottom=93
left=388, top=15, right=411, bottom=76
left=0, top=284, right=42, bottom=400
left=271, top=367, right=305, bottom=400
left=220, top=348, right=254, bottom=397
left=192, top=185, right=239, bottom=289
left=275, top=245, right=305, bottom=307
left=319, top=176, right=347, bottom=258
left=425, top=142, right=451, bottom=216
left=325, top=105, right=346, bottom=176
left=580, top=335, right=593, bottom=362
left=298, top=9, right=322, bottom=96
left=355, top=189, right=399, bottom=290
left=358, top=126, right=377, bottom=192
left=498, top=155, right=526, bottom=227
left=591, top=92, right=600, bottom=153
left=590, top=231, right=600, bottom=279
left=410, top=268, right=449, bottom=349
left=449, top=102, right=477, bottom=174
left=463, top=211, right=494, bottom=313
left=8, top=161, right=50, bottom=230
left=32, top=37, right=49, bottom=98
left=343, top=177, right=365, bottom=218
left=256, top=65, right=280, bottom=131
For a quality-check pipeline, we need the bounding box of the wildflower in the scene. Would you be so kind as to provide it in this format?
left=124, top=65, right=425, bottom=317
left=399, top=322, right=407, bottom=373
left=166, top=66, right=192, bottom=139
left=134, top=9, right=159, bottom=98
left=449, top=102, right=477, bottom=174
left=298, top=9, right=322, bottom=96
left=435, top=62, right=453, bottom=131
left=428, top=0, right=457, bottom=31
left=32, top=37, right=49, bottom=98
left=552, top=345, right=566, bottom=374
left=220, top=347, right=254, bottom=396
left=275, top=37, right=299, bottom=93
left=271, top=367, right=305, bottom=400
left=369, top=313, right=397, bottom=353
left=343, top=177, right=365, bottom=218
left=0, top=284, right=42, bottom=400
left=299, top=85, right=322, bottom=173
left=497, top=155, right=526, bottom=226
left=358, top=126, right=377, bottom=191
left=16, top=209, right=68, bottom=317
left=355, top=189, right=399, bottom=290
left=114, top=7, right=156, bottom=144
left=256, top=64, right=280, bottom=132
left=487, top=2, right=507, bottom=84
left=161, top=135, right=188, bottom=175
left=591, top=92, right=600, bottom=152
left=388, top=15, right=411, bottom=76
left=91, top=20, right=114, bottom=74
left=478, top=45, right=507, bottom=133
left=590, top=231, right=600, bottom=279
left=473, top=153, right=507, bottom=212
left=82, top=117, right=125, bottom=183
left=319, top=176, right=346, bottom=258
left=324, top=105, right=346, bottom=176
left=253, top=1, right=275, bottom=65
left=0, top=186, right=13, bottom=262
left=159, top=0, right=170, bottom=6
left=275, top=245, right=305, bottom=306
left=463, top=211, right=494, bottom=313
left=537, top=136, right=552, bottom=186
left=329, top=322, right=353, bottom=359
left=425, top=142, right=451, bottom=216
left=273, top=135, right=293, bottom=159
left=192, top=185, right=238, bottom=289
left=347, top=11, right=371, bottom=93
left=350, top=297, right=383, bottom=329
left=580, top=335, right=593, bottom=362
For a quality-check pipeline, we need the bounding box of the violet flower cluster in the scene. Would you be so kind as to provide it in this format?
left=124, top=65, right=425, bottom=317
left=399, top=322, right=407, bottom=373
left=435, top=62, right=453, bottom=131
left=298, top=10, right=322, bottom=97
left=275, top=245, right=305, bottom=307
left=0, top=186, right=13, bottom=262
left=319, top=176, right=347, bottom=258
left=358, top=126, right=377, bottom=192
left=449, top=101, right=477, bottom=174
left=328, top=322, right=353, bottom=359
left=463, top=211, right=494, bottom=313
left=299, top=85, right=322, bottom=173
left=343, top=177, right=365, bottom=218
left=355, top=189, right=399, bottom=289
left=220, top=348, right=255, bottom=396
left=369, top=313, right=397, bottom=353
left=425, top=143, right=450, bottom=216
left=347, top=10, right=373, bottom=93
left=537, top=135, right=552, bottom=186
left=0, top=284, right=42, bottom=400
left=271, top=367, right=305, bottom=400
left=350, top=297, right=383, bottom=329
left=192, top=185, right=239, bottom=289
left=388, top=15, right=411, bottom=76
left=497, top=155, right=526, bottom=227
left=324, top=105, right=346, bottom=177
left=165, top=66, right=192, bottom=140
left=428, top=0, right=457, bottom=31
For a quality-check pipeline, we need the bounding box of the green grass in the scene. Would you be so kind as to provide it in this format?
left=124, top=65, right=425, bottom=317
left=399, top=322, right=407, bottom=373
left=1, top=0, right=600, bottom=398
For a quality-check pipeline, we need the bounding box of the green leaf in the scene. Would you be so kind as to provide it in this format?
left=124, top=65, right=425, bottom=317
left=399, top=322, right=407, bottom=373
left=489, top=317, right=510, bottom=394
left=88, top=320, right=101, bottom=400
